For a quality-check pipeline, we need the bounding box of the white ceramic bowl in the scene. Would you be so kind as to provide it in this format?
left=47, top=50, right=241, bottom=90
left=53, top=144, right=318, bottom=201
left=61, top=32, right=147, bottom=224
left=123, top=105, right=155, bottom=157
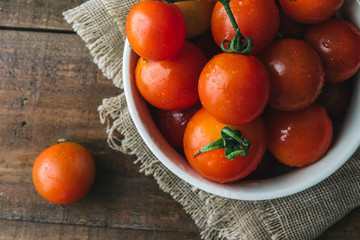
left=123, top=0, right=360, bottom=200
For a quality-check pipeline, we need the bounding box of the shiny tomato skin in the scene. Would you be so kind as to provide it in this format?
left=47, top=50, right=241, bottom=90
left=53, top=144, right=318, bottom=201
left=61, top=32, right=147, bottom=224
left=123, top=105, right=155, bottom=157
left=175, top=0, right=216, bottom=39
left=135, top=41, right=207, bottom=111
left=304, top=19, right=360, bottom=84
left=126, top=1, right=186, bottom=61
left=211, top=0, right=280, bottom=55
left=198, top=53, right=270, bottom=125
left=279, top=0, right=344, bottom=24
left=260, top=38, right=324, bottom=111
left=183, top=108, right=267, bottom=183
left=150, top=103, right=201, bottom=149
left=264, top=104, right=333, bottom=167
left=32, top=142, right=96, bottom=204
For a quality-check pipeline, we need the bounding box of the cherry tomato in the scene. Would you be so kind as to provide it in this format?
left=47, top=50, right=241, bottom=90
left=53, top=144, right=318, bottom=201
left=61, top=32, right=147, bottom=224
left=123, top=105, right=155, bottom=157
left=279, top=0, right=344, bottom=24
left=316, top=81, right=353, bottom=120
left=150, top=103, right=201, bottom=149
left=183, top=108, right=267, bottom=183
left=126, top=0, right=186, bottom=61
left=304, top=19, right=360, bottom=84
left=175, top=0, right=216, bottom=39
left=211, top=0, right=280, bottom=55
left=32, top=141, right=96, bottom=204
left=198, top=53, right=270, bottom=125
left=260, top=38, right=324, bottom=111
left=135, top=40, right=207, bottom=111
left=264, top=104, right=333, bottom=167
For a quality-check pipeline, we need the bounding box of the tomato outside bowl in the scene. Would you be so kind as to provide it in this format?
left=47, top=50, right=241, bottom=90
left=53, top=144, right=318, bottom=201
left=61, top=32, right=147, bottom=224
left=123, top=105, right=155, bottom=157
left=123, top=0, right=360, bottom=201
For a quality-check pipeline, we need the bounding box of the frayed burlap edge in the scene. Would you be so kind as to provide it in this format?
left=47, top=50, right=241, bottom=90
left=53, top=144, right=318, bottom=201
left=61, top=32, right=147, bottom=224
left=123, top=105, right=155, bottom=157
left=63, top=0, right=124, bottom=89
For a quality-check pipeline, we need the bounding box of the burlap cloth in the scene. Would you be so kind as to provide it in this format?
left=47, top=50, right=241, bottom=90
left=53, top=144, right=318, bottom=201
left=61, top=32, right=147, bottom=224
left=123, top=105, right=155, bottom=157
left=63, top=1, right=360, bottom=239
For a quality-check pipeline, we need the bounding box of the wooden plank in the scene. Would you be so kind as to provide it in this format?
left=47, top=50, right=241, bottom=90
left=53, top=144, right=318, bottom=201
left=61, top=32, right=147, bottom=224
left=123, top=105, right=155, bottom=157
left=317, top=207, right=360, bottom=240
left=0, top=30, right=200, bottom=237
left=0, top=0, right=86, bottom=31
left=0, top=219, right=200, bottom=240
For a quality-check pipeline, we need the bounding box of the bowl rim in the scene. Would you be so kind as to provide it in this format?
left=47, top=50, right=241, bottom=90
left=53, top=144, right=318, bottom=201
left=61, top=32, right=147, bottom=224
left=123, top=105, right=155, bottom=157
left=123, top=1, right=360, bottom=200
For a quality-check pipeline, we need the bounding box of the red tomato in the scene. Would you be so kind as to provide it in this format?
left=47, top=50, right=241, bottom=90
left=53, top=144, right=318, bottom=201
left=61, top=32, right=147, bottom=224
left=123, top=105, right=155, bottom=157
left=260, top=38, right=324, bottom=111
left=304, top=19, right=360, bottom=84
left=32, top=141, right=96, bottom=204
left=279, top=0, right=344, bottom=24
left=264, top=104, right=333, bottom=167
left=135, top=41, right=207, bottom=111
left=198, top=53, right=270, bottom=125
left=316, top=81, right=353, bottom=120
left=211, top=0, right=280, bottom=55
left=183, top=108, right=267, bottom=183
left=126, top=1, right=186, bottom=61
left=150, top=103, right=201, bottom=149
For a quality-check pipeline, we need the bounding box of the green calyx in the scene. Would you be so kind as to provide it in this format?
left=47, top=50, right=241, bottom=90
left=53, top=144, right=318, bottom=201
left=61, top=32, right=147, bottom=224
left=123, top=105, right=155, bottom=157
left=221, top=29, right=253, bottom=54
left=194, top=126, right=250, bottom=160
left=217, top=0, right=253, bottom=54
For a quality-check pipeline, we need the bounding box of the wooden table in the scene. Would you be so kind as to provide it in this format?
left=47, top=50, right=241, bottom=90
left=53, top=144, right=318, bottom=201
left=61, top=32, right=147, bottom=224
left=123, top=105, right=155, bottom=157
left=0, top=1, right=359, bottom=239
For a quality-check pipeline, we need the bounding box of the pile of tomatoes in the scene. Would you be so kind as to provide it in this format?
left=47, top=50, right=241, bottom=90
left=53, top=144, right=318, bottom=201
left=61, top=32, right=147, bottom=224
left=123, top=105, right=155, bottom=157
left=126, top=0, right=360, bottom=183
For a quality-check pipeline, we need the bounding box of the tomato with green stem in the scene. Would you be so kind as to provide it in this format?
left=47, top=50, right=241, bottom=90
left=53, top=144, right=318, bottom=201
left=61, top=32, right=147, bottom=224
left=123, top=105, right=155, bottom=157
left=126, top=0, right=186, bottom=61
left=211, top=0, right=280, bottom=55
left=183, top=108, right=267, bottom=183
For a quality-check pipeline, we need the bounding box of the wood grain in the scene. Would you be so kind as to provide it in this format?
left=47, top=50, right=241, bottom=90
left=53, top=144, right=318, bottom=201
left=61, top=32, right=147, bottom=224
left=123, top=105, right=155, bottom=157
left=0, top=220, right=200, bottom=240
left=0, top=0, right=86, bottom=31
left=0, top=30, right=200, bottom=238
left=317, top=208, right=360, bottom=239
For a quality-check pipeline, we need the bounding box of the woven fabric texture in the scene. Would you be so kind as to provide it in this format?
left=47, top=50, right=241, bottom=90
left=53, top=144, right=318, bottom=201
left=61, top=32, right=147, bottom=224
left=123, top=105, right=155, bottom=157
left=63, top=1, right=360, bottom=239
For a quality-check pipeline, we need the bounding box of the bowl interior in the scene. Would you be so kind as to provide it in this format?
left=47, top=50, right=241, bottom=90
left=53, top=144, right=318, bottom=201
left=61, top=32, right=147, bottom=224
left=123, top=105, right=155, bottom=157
left=123, top=1, right=360, bottom=200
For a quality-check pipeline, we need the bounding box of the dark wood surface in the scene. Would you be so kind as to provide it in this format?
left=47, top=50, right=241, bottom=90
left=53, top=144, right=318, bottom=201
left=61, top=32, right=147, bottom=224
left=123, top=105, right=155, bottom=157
left=0, top=1, right=359, bottom=239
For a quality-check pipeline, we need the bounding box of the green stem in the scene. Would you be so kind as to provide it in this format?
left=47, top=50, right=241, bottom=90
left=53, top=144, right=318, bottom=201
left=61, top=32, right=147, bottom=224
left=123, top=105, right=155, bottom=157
left=217, top=0, right=253, bottom=54
left=194, top=126, right=250, bottom=160
left=163, top=0, right=253, bottom=54
left=218, top=0, right=238, bottom=31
